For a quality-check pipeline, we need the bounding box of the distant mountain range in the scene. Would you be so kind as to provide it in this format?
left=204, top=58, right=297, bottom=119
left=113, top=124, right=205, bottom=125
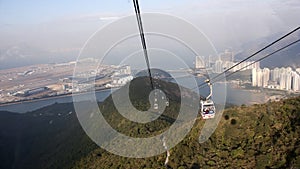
left=235, top=31, right=300, bottom=69
left=0, top=43, right=77, bottom=70
left=1, top=30, right=299, bottom=71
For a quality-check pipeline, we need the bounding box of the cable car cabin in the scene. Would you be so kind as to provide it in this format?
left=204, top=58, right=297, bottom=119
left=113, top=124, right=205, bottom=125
left=154, top=103, right=158, bottom=110
left=200, top=100, right=215, bottom=119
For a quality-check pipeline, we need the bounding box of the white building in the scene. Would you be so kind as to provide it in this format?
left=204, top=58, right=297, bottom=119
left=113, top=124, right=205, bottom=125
left=252, top=68, right=257, bottom=86
left=254, top=66, right=299, bottom=91
left=257, top=69, right=263, bottom=87
left=270, top=67, right=280, bottom=82
left=279, top=68, right=292, bottom=90
left=292, top=71, right=300, bottom=91
left=252, top=68, right=263, bottom=87
left=262, top=68, right=270, bottom=87
left=220, top=49, right=234, bottom=62
left=286, top=72, right=292, bottom=90
left=209, top=55, right=218, bottom=65
left=119, top=65, right=131, bottom=75
left=232, top=61, right=260, bottom=72
left=112, top=75, right=133, bottom=86
left=279, top=73, right=286, bottom=90
left=195, top=56, right=205, bottom=69
left=215, top=59, right=223, bottom=73
left=223, top=61, right=234, bottom=70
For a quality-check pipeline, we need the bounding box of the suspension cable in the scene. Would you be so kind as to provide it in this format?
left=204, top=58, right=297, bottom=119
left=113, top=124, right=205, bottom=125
left=193, top=38, right=300, bottom=90
left=133, top=0, right=154, bottom=89
left=195, top=26, right=300, bottom=89
left=213, top=39, right=300, bottom=84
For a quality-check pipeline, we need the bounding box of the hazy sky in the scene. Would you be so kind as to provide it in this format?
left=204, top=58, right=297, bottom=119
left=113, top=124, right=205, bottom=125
left=0, top=0, right=299, bottom=68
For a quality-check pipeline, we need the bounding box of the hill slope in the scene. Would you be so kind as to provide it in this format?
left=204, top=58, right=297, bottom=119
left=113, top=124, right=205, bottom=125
left=73, top=96, right=300, bottom=169
left=0, top=77, right=300, bottom=169
left=0, top=103, right=97, bottom=169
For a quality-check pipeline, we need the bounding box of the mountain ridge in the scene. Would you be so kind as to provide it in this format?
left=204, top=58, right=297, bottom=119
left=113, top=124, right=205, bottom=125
left=0, top=77, right=299, bottom=168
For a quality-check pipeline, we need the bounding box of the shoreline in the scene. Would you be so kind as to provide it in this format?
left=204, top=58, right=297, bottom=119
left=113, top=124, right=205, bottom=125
left=0, top=87, right=118, bottom=107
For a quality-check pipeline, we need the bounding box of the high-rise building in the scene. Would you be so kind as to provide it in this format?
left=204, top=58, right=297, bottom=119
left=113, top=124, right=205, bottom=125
left=286, top=68, right=292, bottom=90
left=262, top=68, right=270, bottom=87
left=257, top=69, right=263, bottom=87
left=252, top=68, right=257, bottom=86
left=209, top=55, right=218, bottom=65
left=286, top=72, right=292, bottom=90
left=279, top=73, right=286, bottom=90
left=254, top=62, right=260, bottom=70
left=120, top=65, right=131, bottom=75
left=279, top=68, right=292, bottom=90
left=220, top=49, right=234, bottom=62
left=223, top=61, right=234, bottom=70
left=292, top=71, right=300, bottom=91
left=270, top=69, right=274, bottom=81
left=270, top=67, right=280, bottom=83
left=233, top=61, right=260, bottom=72
left=252, top=68, right=263, bottom=87
left=215, top=59, right=223, bottom=73
left=253, top=66, right=299, bottom=91
left=195, top=56, right=205, bottom=69
left=206, top=55, right=211, bottom=67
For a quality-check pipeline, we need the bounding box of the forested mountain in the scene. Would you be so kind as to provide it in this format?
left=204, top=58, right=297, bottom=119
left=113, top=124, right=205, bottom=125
left=1, top=77, right=300, bottom=169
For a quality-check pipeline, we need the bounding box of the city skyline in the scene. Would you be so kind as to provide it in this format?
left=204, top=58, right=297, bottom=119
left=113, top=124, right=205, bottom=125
left=252, top=66, right=300, bottom=92
left=194, top=51, right=300, bottom=92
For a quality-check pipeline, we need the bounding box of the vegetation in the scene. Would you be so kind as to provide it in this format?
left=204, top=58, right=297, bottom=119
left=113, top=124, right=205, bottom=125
left=100, top=77, right=183, bottom=138
left=73, top=96, right=300, bottom=169
left=0, top=103, right=97, bottom=169
left=1, top=77, right=300, bottom=169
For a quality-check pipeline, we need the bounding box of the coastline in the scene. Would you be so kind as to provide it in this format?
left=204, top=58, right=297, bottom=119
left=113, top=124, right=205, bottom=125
left=0, top=87, right=118, bottom=107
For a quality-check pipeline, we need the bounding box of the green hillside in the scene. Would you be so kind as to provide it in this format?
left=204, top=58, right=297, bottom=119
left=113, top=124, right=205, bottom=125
left=72, top=96, right=300, bottom=169
left=0, top=103, right=97, bottom=169
left=0, top=77, right=300, bottom=169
